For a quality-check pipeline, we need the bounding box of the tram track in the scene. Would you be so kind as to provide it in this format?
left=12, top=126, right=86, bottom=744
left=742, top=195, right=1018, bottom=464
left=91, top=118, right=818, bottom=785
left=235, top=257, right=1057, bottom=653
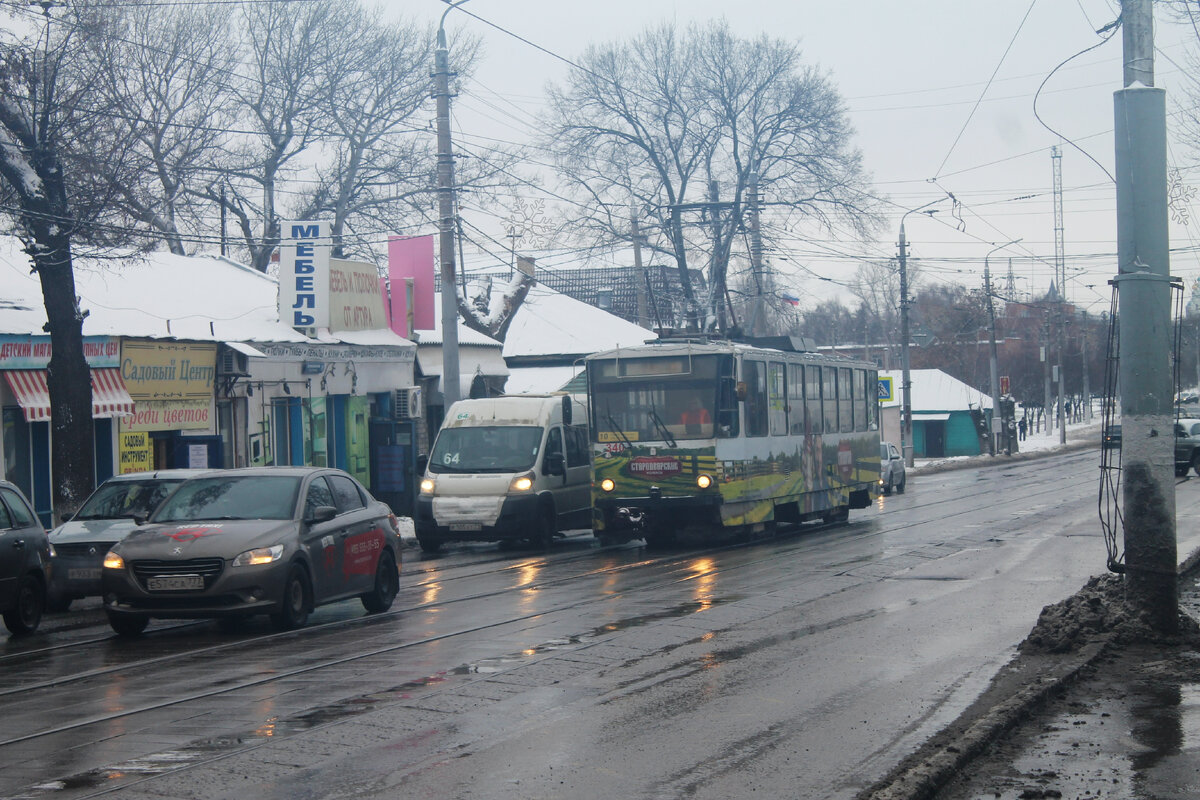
left=1, top=453, right=1101, bottom=746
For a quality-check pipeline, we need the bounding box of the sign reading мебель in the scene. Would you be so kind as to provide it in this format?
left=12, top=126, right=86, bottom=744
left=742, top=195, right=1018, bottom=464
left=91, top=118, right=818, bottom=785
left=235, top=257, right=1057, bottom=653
left=119, top=340, right=216, bottom=432
left=278, top=220, right=332, bottom=329
left=329, top=258, right=387, bottom=332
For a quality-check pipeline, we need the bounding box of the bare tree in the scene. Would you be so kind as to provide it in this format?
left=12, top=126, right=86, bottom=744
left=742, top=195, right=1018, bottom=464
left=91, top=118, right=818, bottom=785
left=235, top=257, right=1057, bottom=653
left=87, top=2, right=237, bottom=255
left=0, top=3, right=139, bottom=517
left=850, top=259, right=916, bottom=368
left=544, top=21, right=879, bottom=331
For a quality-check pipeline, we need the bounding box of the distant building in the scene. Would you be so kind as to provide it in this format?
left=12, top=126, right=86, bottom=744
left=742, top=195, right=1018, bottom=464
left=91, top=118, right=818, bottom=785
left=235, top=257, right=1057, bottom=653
left=879, top=369, right=992, bottom=458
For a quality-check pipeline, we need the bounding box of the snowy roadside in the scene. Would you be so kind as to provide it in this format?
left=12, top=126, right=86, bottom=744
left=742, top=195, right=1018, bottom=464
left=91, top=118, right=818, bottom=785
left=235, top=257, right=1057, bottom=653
left=912, top=416, right=1104, bottom=476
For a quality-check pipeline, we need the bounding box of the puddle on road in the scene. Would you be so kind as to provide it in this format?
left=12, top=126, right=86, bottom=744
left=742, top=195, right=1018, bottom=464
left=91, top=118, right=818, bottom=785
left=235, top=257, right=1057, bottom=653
left=16, top=596, right=741, bottom=799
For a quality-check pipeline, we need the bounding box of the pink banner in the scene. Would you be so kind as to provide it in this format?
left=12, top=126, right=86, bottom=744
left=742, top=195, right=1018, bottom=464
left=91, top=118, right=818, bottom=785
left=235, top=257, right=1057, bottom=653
left=387, top=235, right=435, bottom=336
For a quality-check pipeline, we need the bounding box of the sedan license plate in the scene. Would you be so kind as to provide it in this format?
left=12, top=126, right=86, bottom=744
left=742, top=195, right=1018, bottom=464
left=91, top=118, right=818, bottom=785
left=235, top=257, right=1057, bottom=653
left=146, top=575, right=204, bottom=591
left=67, top=568, right=102, bottom=581
left=449, top=523, right=482, bottom=532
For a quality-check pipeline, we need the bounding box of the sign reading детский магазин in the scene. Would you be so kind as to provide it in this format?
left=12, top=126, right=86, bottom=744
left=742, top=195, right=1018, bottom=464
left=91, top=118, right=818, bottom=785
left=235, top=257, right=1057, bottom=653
left=278, top=221, right=332, bottom=329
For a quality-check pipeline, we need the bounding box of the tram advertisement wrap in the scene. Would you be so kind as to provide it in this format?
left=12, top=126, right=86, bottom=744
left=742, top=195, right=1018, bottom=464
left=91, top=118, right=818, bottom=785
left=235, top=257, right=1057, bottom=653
left=593, top=435, right=879, bottom=528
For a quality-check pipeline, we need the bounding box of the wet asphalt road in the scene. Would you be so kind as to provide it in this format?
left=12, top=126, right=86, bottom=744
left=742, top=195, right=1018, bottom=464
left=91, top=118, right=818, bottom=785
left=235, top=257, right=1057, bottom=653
left=5, top=448, right=1200, bottom=800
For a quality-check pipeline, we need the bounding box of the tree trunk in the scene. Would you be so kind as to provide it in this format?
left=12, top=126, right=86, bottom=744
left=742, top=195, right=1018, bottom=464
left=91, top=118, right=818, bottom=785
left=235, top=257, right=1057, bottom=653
left=28, top=230, right=94, bottom=523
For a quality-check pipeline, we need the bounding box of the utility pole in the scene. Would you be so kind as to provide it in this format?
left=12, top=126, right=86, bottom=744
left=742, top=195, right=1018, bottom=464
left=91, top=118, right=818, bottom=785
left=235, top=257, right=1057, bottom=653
left=1042, top=317, right=1052, bottom=435
left=434, top=3, right=467, bottom=409
left=898, top=224, right=914, bottom=468
left=1115, top=0, right=1177, bottom=632
left=1081, top=310, right=1092, bottom=420
left=747, top=173, right=766, bottom=336
left=631, top=212, right=649, bottom=329
left=1052, top=145, right=1068, bottom=445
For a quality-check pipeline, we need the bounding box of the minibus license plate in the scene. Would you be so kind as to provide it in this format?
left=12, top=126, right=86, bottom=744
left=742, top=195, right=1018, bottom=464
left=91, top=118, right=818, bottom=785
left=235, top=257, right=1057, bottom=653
left=450, top=523, right=482, bottom=532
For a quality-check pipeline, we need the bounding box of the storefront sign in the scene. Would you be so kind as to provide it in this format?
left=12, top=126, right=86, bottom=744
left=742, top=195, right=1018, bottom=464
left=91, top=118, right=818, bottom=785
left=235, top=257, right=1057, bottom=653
left=329, top=259, right=387, bottom=332
left=253, top=342, right=414, bottom=363
left=0, top=335, right=119, bottom=369
left=278, top=220, right=332, bottom=329
left=118, top=429, right=152, bottom=474
left=121, top=400, right=212, bottom=432
left=121, top=340, right=216, bottom=401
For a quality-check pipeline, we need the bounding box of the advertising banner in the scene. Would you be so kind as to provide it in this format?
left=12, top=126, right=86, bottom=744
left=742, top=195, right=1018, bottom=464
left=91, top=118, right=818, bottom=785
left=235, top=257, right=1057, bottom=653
left=0, top=335, right=119, bottom=369
left=278, top=220, right=332, bottom=329
left=329, top=259, right=388, bottom=332
left=121, top=340, right=216, bottom=432
left=387, top=235, right=435, bottom=336
left=118, top=428, right=152, bottom=474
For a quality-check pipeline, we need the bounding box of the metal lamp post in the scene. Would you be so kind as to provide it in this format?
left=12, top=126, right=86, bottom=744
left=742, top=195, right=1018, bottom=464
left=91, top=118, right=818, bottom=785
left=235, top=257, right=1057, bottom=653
left=985, top=239, right=1021, bottom=455
left=897, top=201, right=942, bottom=468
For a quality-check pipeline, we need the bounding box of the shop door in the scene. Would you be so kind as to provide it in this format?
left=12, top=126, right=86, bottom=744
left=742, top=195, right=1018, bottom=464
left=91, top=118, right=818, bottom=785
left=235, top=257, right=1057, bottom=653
left=368, top=420, right=414, bottom=517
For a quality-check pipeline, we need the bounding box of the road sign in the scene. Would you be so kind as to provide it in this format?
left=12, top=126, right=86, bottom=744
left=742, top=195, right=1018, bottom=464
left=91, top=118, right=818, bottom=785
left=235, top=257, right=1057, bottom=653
left=878, top=376, right=894, bottom=402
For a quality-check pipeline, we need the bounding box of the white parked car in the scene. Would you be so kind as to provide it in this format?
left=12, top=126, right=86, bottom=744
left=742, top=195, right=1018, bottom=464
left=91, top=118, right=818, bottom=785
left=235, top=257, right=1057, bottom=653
left=879, top=441, right=906, bottom=496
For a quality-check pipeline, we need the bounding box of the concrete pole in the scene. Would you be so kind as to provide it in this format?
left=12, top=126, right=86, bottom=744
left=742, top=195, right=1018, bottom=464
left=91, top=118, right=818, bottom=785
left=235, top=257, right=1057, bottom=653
left=985, top=240, right=1019, bottom=455
left=1115, top=0, right=1177, bottom=632
left=435, top=10, right=464, bottom=409
left=1042, top=320, right=1052, bottom=434
left=899, top=222, right=914, bottom=468
left=1082, top=310, right=1092, bottom=420
left=631, top=212, right=649, bottom=329
left=748, top=173, right=765, bottom=336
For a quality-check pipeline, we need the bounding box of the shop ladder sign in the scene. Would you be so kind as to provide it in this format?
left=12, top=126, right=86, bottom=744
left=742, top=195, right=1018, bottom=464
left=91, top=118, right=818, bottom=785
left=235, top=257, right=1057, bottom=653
left=878, top=376, right=894, bottom=402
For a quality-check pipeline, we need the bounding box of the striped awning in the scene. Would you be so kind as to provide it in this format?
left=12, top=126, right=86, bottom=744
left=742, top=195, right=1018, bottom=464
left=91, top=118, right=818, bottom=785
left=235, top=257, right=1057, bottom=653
left=4, top=368, right=135, bottom=423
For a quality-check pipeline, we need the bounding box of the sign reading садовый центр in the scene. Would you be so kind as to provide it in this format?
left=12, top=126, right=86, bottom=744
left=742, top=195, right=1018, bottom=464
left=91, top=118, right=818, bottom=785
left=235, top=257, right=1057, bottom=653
left=278, top=221, right=332, bottom=329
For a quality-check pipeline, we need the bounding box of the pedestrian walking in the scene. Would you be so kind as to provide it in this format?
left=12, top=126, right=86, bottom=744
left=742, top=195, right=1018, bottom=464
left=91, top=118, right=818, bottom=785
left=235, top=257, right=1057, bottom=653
left=1018, top=417, right=1027, bottom=440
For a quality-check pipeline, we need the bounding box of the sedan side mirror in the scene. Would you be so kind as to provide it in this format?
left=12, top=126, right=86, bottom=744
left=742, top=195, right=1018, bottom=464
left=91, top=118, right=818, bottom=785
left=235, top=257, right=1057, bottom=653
left=307, top=505, right=338, bottom=524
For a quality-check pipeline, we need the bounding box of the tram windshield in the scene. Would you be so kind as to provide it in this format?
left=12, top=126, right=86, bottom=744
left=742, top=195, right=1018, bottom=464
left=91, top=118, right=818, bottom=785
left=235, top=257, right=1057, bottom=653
left=589, top=355, right=731, bottom=442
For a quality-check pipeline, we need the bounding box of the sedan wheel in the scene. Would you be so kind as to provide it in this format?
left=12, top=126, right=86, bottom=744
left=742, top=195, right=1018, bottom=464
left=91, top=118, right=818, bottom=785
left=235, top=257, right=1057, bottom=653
left=3, top=574, right=45, bottom=635
left=896, top=475, right=907, bottom=494
left=1192, top=453, right=1200, bottom=477
left=106, top=611, right=148, bottom=637
left=361, top=550, right=399, bottom=613
left=270, top=565, right=311, bottom=631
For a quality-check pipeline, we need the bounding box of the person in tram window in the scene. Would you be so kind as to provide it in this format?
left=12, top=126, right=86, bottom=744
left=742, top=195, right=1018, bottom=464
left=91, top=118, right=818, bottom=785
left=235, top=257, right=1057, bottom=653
left=680, top=397, right=711, bottom=435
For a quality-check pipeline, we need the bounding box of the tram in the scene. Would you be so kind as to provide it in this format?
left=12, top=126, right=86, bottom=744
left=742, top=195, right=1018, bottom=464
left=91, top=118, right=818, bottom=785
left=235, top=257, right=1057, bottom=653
left=586, top=336, right=880, bottom=546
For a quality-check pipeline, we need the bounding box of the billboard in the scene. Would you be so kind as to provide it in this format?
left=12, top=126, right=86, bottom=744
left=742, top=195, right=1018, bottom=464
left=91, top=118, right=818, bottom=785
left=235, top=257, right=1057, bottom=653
left=388, top=235, right=435, bottom=336
left=329, top=259, right=388, bottom=332
left=278, top=221, right=332, bottom=329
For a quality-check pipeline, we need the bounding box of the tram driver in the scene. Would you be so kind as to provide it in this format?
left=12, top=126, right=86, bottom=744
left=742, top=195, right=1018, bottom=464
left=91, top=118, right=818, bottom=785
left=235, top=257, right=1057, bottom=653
left=680, top=397, right=712, bottom=435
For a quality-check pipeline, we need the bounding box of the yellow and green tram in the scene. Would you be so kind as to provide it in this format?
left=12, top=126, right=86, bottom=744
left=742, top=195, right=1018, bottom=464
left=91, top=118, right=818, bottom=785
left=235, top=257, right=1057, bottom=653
left=587, top=337, right=881, bottom=547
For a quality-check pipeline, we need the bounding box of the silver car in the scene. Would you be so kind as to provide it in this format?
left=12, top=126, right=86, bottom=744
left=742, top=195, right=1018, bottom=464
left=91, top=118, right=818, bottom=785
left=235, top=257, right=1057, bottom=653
left=879, top=441, right=906, bottom=496
left=48, top=470, right=203, bottom=611
left=101, top=467, right=402, bottom=636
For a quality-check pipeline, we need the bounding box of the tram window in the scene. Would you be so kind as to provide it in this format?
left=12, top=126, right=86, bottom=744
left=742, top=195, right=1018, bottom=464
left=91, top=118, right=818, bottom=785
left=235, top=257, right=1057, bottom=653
left=866, top=370, right=878, bottom=428
left=788, top=364, right=805, bottom=435
left=854, top=370, right=868, bottom=431
left=768, top=361, right=787, bottom=436
left=823, top=367, right=838, bottom=433
left=717, top=377, right=739, bottom=438
left=743, top=360, right=768, bottom=437
left=839, top=368, right=853, bottom=433
left=805, top=365, right=822, bottom=434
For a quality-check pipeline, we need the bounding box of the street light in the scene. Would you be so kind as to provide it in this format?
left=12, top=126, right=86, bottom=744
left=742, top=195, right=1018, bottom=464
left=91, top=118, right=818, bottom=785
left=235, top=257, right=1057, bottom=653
left=985, top=238, right=1021, bottom=456
left=435, top=0, right=471, bottom=409
left=897, top=201, right=942, bottom=468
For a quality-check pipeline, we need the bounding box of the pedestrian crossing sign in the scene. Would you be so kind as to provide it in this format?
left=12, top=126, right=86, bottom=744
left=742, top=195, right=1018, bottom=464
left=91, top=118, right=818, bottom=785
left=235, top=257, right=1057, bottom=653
left=878, top=376, right=894, bottom=402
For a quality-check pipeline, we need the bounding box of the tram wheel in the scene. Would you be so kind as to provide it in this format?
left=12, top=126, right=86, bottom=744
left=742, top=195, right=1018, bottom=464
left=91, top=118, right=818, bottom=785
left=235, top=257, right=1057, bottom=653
left=822, top=506, right=850, bottom=524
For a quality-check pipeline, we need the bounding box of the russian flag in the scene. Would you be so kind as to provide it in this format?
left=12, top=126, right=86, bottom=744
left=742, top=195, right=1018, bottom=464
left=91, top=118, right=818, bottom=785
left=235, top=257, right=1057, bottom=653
left=782, top=292, right=800, bottom=306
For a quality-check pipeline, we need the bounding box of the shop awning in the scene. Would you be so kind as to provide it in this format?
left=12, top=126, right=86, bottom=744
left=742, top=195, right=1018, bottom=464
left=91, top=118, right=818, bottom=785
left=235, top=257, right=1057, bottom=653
left=5, top=368, right=135, bottom=423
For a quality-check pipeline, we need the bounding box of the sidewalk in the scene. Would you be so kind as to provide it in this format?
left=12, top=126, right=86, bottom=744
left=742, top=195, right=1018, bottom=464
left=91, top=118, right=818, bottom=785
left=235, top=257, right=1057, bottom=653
left=861, top=416, right=1200, bottom=800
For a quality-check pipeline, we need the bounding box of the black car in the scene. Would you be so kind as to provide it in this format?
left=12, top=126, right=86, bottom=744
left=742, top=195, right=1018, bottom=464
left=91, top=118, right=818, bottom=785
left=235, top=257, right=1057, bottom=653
left=1102, top=423, right=1121, bottom=450
left=0, top=480, right=52, bottom=635
left=101, top=467, right=402, bottom=636
left=48, top=469, right=204, bottom=611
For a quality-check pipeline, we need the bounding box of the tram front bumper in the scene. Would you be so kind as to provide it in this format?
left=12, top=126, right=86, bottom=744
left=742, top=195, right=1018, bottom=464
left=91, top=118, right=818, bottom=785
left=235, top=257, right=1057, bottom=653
left=594, top=491, right=721, bottom=532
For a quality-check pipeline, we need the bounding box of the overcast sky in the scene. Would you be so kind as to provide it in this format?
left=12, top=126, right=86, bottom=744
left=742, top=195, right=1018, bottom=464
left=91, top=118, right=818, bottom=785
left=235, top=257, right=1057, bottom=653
left=404, top=1, right=1200, bottom=317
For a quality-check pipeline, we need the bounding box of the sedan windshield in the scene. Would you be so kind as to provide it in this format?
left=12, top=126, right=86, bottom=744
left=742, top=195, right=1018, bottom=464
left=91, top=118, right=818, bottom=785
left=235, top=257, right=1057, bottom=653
left=75, top=479, right=185, bottom=520
left=153, top=476, right=301, bottom=522
left=429, top=426, right=543, bottom=473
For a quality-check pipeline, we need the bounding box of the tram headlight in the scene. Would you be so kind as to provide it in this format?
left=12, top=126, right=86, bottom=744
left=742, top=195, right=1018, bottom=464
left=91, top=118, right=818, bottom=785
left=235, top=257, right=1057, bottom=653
left=600, top=478, right=615, bottom=493
left=696, top=474, right=712, bottom=490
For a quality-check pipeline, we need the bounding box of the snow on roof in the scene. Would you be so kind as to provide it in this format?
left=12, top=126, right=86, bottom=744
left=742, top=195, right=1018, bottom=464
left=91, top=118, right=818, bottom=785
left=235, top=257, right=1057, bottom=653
left=433, top=283, right=653, bottom=360
left=504, top=365, right=583, bottom=395
left=0, top=239, right=411, bottom=349
left=419, top=300, right=504, bottom=348
left=880, top=369, right=992, bottom=412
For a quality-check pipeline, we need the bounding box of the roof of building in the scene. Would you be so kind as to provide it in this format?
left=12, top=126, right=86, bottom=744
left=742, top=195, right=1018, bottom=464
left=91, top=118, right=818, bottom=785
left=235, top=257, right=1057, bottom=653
left=0, top=239, right=413, bottom=350
left=879, top=368, right=993, bottom=412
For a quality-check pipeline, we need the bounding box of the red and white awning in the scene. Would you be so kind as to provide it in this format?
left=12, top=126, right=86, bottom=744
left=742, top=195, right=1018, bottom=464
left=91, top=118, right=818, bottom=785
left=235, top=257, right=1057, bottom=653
left=4, top=368, right=135, bottom=423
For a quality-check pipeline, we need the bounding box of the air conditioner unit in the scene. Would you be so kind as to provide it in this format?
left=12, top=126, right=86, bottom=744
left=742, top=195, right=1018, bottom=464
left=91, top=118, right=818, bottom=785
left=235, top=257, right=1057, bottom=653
left=217, top=349, right=249, bottom=377
left=394, top=386, right=423, bottom=419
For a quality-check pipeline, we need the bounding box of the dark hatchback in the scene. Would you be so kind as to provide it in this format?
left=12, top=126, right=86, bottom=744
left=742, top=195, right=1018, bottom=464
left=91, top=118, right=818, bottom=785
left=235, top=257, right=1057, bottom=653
left=48, top=470, right=203, bottom=611
left=1102, top=424, right=1121, bottom=449
left=0, top=480, right=52, bottom=635
left=101, top=467, right=402, bottom=636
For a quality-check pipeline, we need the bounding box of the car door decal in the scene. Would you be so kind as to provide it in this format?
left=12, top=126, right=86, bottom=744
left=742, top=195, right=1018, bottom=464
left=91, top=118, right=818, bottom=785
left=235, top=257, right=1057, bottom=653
left=342, top=528, right=384, bottom=579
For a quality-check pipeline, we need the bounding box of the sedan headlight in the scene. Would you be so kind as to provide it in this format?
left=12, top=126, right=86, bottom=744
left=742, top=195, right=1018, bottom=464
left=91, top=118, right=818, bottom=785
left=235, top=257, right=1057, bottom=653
left=103, top=551, right=124, bottom=570
left=48, top=542, right=57, bottom=558
left=420, top=478, right=435, bottom=495
left=508, top=472, right=534, bottom=493
left=232, top=544, right=284, bottom=567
